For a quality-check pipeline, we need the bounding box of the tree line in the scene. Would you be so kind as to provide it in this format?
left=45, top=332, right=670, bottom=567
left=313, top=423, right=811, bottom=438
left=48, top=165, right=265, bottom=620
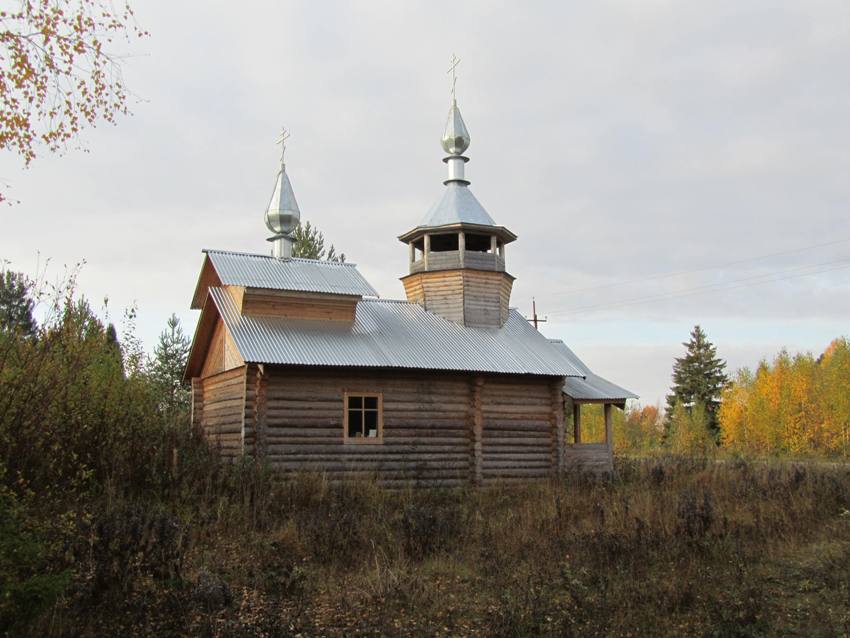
left=591, top=325, right=850, bottom=458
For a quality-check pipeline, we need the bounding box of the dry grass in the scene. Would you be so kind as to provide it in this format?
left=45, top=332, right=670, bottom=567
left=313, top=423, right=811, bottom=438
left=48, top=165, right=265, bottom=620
left=20, top=455, right=850, bottom=637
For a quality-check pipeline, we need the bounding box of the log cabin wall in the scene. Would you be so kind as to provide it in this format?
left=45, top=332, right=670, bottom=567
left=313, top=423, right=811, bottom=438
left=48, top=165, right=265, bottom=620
left=234, top=366, right=563, bottom=486
left=480, top=376, right=556, bottom=483
left=197, top=366, right=247, bottom=459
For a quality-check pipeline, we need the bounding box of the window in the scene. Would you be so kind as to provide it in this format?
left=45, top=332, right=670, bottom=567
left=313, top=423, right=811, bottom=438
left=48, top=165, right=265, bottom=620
left=344, top=393, right=383, bottom=443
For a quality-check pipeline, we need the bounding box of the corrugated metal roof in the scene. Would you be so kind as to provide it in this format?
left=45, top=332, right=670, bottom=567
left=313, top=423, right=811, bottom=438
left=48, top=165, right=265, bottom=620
left=207, top=287, right=586, bottom=377
left=203, top=249, right=379, bottom=297
left=549, top=340, right=638, bottom=402
left=419, top=182, right=497, bottom=227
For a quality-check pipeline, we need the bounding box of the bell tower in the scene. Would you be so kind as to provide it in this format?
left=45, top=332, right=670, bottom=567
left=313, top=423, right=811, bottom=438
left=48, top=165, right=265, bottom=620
left=399, top=57, right=516, bottom=329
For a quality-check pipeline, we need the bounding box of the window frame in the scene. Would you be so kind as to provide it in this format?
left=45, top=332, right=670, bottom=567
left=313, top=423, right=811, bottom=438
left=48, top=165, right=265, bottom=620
left=343, top=391, right=384, bottom=444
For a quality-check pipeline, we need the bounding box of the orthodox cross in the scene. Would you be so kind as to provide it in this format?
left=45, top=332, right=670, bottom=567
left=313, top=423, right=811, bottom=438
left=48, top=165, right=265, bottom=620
left=447, top=53, right=460, bottom=100
left=276, top=127, right=290, bottom=166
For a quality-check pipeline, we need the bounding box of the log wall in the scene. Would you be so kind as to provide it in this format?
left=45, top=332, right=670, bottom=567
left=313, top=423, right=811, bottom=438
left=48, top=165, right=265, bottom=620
left=198, top=366, right=247, bottom=459
left=253, top=368, right=473, bottom=486
left=194, top=365, right=610, bottom=482
left=480, top=376, right=555, bottom=483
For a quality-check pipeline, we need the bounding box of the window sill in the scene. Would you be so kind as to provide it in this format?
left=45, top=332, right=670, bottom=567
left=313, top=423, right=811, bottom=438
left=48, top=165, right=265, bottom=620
left=344, top=438, right=384, bottom=445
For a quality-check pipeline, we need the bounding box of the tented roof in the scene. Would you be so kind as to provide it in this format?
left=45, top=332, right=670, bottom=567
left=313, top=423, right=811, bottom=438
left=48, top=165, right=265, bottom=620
left=419, top=182, right=496, bottom=228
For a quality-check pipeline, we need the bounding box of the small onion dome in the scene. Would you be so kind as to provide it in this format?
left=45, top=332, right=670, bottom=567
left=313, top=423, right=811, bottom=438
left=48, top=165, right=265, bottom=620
left=264, top=166, right=301, bottom=235
left=441, top=98, right=471, bottom=155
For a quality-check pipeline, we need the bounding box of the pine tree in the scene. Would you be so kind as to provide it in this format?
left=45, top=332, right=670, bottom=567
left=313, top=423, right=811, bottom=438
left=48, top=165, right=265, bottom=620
left=665, top=325, right=728, bottom=437
left=149, top=314, right=191, bottom=418
left=292, top=220, right=346, bottom=262
left=0, top=271, right=36, bottom=336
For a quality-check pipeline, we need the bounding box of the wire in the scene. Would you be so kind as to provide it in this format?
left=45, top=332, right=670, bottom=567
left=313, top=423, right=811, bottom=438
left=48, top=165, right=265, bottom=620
left=549, top=255, right=850, bottom=318
left=555, top=235, right=850, bottom=296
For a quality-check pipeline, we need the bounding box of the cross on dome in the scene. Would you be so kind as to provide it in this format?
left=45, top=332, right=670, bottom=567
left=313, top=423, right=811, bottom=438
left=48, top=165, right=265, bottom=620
left=276, top=127, right=290, bottom=167
left=448, top=53, right=460, bottom=101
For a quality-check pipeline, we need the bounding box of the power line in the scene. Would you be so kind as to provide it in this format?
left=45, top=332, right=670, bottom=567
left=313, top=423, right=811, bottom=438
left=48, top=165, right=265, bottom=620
left=556, top=235, right=850, bottom=296
left=550, top=255, right=850, bottom=318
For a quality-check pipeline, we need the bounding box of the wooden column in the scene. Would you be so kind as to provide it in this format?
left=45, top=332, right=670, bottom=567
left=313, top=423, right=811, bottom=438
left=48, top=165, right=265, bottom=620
left=604, top=403, right=613, bottom=450
left=490, top=235, right=498, bottom=254
left=458, top=231, right=466, bottom=267
left=471, top=376, right=484, bottom=485
left=408, top=241, right=415, bottom=268
left=552, top=381, right=565, bottom=476
left=498, top=242, right=505, bottom=259
left=423, top=234, right=431, bottom=271
left=573, top=402, right=582, bottom=444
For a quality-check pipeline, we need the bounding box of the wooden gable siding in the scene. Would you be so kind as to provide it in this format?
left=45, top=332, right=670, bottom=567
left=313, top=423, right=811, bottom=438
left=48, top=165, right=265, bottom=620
left=197, top=366, right=247, bottom=459
left=190, top=255, right=223, bottom=309
left=201, top=318, right=244, bottom=377
left=241, top=289, right=359, bottom=322
left=213, top=366, right=567, bottom=486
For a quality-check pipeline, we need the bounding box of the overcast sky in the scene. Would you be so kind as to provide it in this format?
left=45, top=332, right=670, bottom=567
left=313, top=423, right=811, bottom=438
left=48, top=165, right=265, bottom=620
left=2, top=1, right=849, bottom=406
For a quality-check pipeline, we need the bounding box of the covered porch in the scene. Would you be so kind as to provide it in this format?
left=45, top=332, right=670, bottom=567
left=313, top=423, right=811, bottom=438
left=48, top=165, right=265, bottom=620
left=550, top=339, right=638, bottom=474
left=565, top=400, right=624, bottom=474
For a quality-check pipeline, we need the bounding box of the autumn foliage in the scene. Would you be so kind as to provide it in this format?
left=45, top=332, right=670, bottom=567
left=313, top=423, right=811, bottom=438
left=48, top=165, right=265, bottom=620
left=719, top=338, right=850, bottom=457
left=0, top=1, right=146, bottom=201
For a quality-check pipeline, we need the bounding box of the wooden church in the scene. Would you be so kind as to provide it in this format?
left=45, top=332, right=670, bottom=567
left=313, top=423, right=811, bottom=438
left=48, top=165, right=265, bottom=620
left=185, top=86, right=636, bottom=485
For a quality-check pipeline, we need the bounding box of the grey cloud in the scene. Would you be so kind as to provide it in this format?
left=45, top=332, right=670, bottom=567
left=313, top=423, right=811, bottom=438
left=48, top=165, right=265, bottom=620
left=1, top=0, right=847, bottom=405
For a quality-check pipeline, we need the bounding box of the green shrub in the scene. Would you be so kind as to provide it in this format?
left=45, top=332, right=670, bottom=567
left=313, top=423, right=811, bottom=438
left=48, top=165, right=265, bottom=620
left=0, top=478, right=69, bottom=634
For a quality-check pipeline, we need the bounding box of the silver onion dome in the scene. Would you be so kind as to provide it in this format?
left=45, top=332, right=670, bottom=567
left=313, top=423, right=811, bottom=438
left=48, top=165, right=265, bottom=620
left=441, top=98, right=471, bottom=155
left=264, top=165, right=300, bottom=235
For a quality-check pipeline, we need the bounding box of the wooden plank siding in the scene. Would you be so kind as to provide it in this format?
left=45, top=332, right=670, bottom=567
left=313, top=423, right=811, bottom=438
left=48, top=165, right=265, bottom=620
left=400, top=269, right=514, bottom=329
left=564, top=444, right=614, bottom=474
left=194, top=366, right=594, bottom=484
left=201, top=319, right=244, bottom=378
left=241, top=289, right=359, bottom=322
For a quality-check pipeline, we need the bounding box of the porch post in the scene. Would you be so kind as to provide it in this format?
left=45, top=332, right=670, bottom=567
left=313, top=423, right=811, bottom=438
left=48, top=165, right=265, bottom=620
left=573, top=402, right=582, bottom=444
left=604, top=403, right=613, bottom=449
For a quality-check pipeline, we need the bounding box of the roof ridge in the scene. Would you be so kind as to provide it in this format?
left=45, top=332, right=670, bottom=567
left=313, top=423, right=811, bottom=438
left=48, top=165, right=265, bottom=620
left=360, top=298, right=414, bottom=305
left=203, top=248, right=358, bottom=267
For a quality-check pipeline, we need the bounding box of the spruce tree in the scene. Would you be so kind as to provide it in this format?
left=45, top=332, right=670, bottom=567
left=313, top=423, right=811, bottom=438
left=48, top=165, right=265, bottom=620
left=0, top=271, right=36, bottom=336
left=149, top=314, right=191, bottom=418
left=665, top=325, right=728, bottom=437
left=292, top=220, right=346, bottom=262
